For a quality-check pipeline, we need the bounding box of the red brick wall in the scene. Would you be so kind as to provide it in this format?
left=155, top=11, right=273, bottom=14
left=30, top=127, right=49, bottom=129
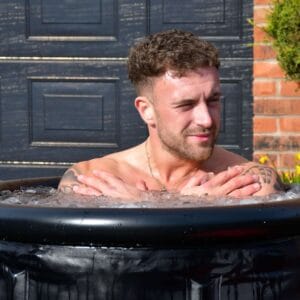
left=253, top=0, right=300, bottom=170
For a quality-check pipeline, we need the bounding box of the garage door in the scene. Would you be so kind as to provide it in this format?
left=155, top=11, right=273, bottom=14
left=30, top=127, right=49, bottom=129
left=0, top=0, right=253, bottom=179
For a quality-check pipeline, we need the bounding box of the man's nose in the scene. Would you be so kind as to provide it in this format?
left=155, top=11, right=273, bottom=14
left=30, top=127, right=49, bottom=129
left=193, top=104, right=213, bottom=128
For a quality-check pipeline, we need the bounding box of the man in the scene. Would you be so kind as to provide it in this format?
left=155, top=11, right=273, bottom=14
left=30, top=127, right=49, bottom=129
left=58, top=29, right=284, bottom=199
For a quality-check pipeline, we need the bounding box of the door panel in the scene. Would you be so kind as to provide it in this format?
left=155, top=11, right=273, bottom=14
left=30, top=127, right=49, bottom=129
left=0, top=0, right=252, bottom=179
left=0, top=61, right=144, bottom=163
left=148, top=0, right=252, bottom=58
left=27, top=0, right=116, bottom=40
left=0, top=0, right=147, bottom=57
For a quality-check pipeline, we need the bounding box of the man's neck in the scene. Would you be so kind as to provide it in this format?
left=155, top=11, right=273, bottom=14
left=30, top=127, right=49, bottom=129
left=145, top=137, right=207, bottom=186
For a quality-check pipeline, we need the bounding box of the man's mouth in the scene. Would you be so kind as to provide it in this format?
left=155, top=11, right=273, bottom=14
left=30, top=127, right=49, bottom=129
left=187, top=133, right=212, bottom=142
left=183, top=127, right=215, bottom=142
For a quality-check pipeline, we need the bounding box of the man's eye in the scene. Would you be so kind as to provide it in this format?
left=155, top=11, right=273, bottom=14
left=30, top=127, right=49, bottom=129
left=177, top=103, right=194, bottom=110
left=181, top=103, right=193, bottom=107
left=208, top=98, right=220, bottom=105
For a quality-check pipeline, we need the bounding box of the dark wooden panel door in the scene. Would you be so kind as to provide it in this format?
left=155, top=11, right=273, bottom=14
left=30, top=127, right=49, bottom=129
left=0, top=0, right=253, bottom=179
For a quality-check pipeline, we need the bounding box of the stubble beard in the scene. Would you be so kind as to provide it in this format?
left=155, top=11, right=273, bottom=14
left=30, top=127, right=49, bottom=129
left=156, top=122, right=217, bottom=163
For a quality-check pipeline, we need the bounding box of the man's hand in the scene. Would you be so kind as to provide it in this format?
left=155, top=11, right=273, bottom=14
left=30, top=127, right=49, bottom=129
left=241, top=164, right=287, bottom=195
left=73, top=170, right=148, bottom=200
left=180, top=166, right=261, bottom=198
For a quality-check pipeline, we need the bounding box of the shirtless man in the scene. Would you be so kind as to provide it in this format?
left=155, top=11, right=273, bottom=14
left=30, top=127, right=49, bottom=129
left=58, top=29, right=284, bottom=199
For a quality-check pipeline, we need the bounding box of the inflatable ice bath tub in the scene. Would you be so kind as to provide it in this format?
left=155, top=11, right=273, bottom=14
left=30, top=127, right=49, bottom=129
left=0, top=177, right=300, bottom=300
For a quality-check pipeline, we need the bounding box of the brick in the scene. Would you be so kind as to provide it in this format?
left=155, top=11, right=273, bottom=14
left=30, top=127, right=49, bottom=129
left=253, top=44, right=277, bottom=60
left=279, top=118, right=300, bottom=132
left=280, top=81, right=300, bottom=97
left=254, top=26, right=271, bottom=43
left=254, top=7, right=270, bottom=24
left=254, top=61, right=285, bottom=78
left=280, top=153, right=299, bottom=169
left=253, top=81, right=276, bottom=96
left=253, top=117, right=277, bottom=132
left=254, top=99, right=300, bottom=115
left=280, top=136, right=300, bottom=151
left=253, top=135, right=300, bottom=151
left=254, top=136, right=278, bottom=151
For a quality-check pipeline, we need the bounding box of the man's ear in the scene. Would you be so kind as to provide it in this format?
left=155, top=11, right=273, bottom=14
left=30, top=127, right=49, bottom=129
left=135, top=96, right=155, bottom=125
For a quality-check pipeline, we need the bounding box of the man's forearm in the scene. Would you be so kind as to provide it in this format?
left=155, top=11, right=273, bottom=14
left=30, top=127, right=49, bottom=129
left=58, top=168, right=81, bottom=194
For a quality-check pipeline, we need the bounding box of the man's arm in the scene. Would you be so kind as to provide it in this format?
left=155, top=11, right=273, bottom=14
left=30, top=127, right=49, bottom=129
left=58, top=157, right=148, bottom=199
left=58, top=165, right=83, bottom=194
left=242, top=163, right=287, bottom=195
left=180, top=163, right=286, bottom=198
left=180, top=166, right=262, bottom=197
left=58, top=158, right=117, bottom=195
left=73, top=170, right=148, bottom=199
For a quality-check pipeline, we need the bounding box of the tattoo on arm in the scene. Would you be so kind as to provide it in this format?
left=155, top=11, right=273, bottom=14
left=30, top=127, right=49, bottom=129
left=58, top=168, right=81, bottom=194
left=243, top=166, right=286, bottom=192
left=59, top=186, right=75, bottom=194
left=62, top=169, right=78, bottom=182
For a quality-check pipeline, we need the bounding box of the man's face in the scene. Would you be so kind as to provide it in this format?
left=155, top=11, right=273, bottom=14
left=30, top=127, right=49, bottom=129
left=151, top=67, right=221, bottom=162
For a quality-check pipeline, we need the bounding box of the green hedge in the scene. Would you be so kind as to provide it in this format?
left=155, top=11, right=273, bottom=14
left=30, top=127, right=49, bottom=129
left=265, top=0, right=300, bottom=81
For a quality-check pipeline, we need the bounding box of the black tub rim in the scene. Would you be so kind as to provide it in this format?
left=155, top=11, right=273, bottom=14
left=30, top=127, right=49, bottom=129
left=0, top=177, right=300, bottom=247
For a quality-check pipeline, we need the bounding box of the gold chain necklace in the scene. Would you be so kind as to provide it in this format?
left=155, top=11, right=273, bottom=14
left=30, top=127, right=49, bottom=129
left=145, top=140, right=167, bottom=191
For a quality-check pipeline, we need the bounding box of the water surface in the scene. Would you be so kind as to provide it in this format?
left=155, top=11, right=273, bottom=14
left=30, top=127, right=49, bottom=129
left=0, top=185, right=299, bottom=208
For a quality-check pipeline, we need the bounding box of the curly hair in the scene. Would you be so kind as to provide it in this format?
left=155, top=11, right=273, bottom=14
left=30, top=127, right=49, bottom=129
left=127, top=29, right=220, bottom=93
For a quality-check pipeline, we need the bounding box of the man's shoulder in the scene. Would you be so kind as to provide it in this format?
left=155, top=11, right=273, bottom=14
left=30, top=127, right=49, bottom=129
left=72, top=156, right=119, bottom=175
left=73, top=143, right=145, bottom=174
left=209, top=146, right=249, bottom=170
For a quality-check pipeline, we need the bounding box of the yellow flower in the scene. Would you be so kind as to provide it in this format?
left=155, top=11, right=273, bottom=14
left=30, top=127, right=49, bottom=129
left=296, top=165, right=300, bottom=176
left=296, top=152, right=300, bottom=162
left=259, top=155, right=269, bottom=164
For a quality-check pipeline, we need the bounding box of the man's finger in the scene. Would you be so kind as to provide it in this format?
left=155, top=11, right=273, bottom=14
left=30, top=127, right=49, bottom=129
left=77, top=174, right=112, bottom=193
left=73, top=185, right=102, bottom=196
left=92, top=170, right=124, bottom=186
left=221, top=174, right=260, bottom=195
left=202, top=166, right=246, bottom=189
left=183, top=171, right=213, bottom=189
left=228, top=182, right=261, bottom=198
left=136, top=180, right=148, bottom=191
